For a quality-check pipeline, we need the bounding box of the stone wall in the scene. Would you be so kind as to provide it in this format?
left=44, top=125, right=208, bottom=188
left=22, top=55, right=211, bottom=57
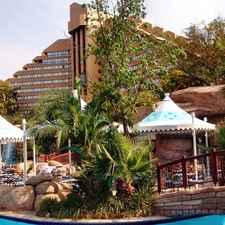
left=151, top=187, right=225, bottom=217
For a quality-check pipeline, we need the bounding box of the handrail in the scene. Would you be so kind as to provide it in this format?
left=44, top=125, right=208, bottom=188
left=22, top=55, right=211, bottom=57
left=157, top=148, right=225, bottom=194
left=36, top=152, right=81, bottom=164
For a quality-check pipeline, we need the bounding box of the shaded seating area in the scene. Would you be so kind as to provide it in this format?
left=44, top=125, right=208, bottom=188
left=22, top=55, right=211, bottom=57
left=164, top=162, right=205, bottom=190
left=157, top=149, right=225, bottom=194
left=0, top=165, right=24, bottom=187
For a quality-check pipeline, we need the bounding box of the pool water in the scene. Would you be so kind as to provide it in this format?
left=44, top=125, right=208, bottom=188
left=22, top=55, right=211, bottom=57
left=0, top=214, right=225, bottom=225
left=159, top=215, right=225, bottom=225
left=0, top=217, right=36, bottom=225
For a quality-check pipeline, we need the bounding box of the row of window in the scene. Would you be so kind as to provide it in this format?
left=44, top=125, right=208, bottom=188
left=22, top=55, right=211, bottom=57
left=18, top=95, right=39, bottom=100
left=20, top=110, right=30, bottom=114
left=42, top=58, right=69, bottom=64
left=26, top=64, right=71, bottom=71
left=130, top=64, right=139, bottom=71
left=17, top=86, right=71, bottom=93
left=18, top=103, right=36, bottom=107
left=132, top=52, right=148, bottom=61
left=16, top=72, right=71, bottom=79
left=12, top=79, right=72, bottom=87
left=46, top=51, right=70, bottom=57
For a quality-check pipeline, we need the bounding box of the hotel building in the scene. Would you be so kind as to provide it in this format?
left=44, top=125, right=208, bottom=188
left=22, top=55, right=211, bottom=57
left=7, top=2, right=184, bottom=114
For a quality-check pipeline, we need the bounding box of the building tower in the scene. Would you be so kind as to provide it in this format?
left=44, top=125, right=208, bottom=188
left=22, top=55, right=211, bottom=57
left=7, top=39, right=72, bottom=114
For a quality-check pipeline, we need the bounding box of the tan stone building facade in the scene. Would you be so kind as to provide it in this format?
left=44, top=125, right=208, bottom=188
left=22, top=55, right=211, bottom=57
left=7, top=2, right=183, bottom=114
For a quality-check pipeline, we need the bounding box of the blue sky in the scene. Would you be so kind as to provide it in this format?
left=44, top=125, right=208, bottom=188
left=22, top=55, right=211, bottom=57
left=0, top=0, right=224, bottom=81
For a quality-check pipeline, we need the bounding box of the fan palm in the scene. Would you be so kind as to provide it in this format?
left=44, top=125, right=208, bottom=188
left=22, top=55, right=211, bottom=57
left=213, top=119, right=225, bottom=150
left=84, top=131, right=156, bottom=196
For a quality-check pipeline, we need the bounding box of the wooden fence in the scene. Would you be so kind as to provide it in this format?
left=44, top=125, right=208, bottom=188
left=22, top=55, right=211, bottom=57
left=36, top=152, right=81, bottom=164
left=157, top=148, right=225, bottom=194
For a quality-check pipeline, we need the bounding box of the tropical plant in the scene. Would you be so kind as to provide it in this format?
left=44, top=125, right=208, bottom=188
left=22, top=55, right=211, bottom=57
left=83, top=131, right=157, bottom=196
left=212, top=119, right=225, bottom=150
left=29, top=89, right=83, bottom=149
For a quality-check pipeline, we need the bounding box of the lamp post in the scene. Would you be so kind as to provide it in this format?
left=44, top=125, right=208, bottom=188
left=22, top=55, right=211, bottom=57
left=22, top=119, right=27, bottom=184
left=191, top=112, right=197, bottom=157
left=191, top=112, right=198, bottom=187
left=204, top=117, right=210, bottom=177
left=68, top=138, right=72, bottom=177
left=33, top=137, right=36, bottom=176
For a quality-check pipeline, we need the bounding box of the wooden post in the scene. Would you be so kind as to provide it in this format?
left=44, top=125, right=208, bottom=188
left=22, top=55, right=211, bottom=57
left=182, top=155, right=187, bottom=189
left=157, top=163, right=162, bottom=194
left=211, top=148, right=218, bottom=185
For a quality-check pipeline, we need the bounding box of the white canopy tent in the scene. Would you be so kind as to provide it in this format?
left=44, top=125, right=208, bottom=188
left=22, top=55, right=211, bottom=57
left=134, top=93, right=216, bottom=156
left=0, top=116, right=24, bottom=173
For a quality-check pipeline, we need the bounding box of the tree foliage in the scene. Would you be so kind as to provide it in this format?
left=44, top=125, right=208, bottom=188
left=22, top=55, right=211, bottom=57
left=84, top=0, right=184, bottom=135
left=0, top=80, right=19, bottom=116
left=161, top=16, right=225, bottom=92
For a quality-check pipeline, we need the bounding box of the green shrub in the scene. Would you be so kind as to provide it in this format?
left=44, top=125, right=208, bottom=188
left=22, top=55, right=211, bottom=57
left=36, top=198, right=60, bottom=217
left=37, top=188, right=153, bottom=219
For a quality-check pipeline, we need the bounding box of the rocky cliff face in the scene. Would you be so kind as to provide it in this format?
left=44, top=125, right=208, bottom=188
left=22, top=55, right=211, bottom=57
left=170, top=84, right=225, bottom=124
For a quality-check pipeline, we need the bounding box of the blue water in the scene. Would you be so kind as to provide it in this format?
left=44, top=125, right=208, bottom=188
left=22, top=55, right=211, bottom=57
left=0, top=217, right=36, bottom=225
left=1, top=214, right=225, bottom=225
left=159, top=215, right=225, bottom=225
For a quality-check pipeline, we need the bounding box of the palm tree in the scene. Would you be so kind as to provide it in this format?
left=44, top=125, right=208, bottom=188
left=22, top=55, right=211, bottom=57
left=29, top=89, right=83, bottom=149
left=213, top=119, right=225, bottom=150
left=29, top=89, right=156, bottom=197
left=84, top=131, right=156, bottom=196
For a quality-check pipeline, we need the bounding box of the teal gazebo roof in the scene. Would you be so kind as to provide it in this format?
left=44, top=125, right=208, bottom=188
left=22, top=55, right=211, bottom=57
left=135, top=93, right=216, bottom=133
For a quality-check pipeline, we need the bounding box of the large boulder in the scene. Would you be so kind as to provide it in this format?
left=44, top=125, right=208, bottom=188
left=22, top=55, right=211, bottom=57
left=35, top=181, right=59, bottom=195
left=0, top=185, right=15, bottom=210
left=1, top=185, right=35, bottom=211
left=170, top=84, right=225, bottom=124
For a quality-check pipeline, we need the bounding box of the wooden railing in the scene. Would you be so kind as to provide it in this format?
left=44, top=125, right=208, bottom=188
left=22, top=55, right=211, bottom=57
left=157, top=149, right=225, bottom=194
left=36, top=152, right=81, bottom=164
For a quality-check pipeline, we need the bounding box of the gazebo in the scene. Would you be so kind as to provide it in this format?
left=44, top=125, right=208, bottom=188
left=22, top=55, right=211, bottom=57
left=134, top=93, right=216, bottom=161
left=0, top=116, right=24, bottom=172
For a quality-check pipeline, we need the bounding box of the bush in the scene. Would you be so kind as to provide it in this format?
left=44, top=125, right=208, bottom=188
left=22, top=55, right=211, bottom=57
left=37, top=188, right=153, bottom=219
left=36, top=198, right=60, bottom=217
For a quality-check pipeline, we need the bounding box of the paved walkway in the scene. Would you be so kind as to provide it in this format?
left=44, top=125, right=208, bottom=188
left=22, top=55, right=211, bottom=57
left=0, top=210, right=168, bottom=224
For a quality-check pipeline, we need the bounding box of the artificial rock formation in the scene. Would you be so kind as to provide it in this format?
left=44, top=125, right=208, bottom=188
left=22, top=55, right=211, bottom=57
left=0, top=160, right=76, bottom=212
left=156, top=135, right=193, bottom=165
left=170, top=84, right=225, bottom=124
left=0, top=178, right=72, bottom=211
